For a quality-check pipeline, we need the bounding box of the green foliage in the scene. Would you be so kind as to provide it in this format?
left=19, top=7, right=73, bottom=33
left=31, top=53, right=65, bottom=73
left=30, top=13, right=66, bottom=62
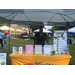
left=0, top=21, right=5, bottom=27
left=10, top=24, right=23, bottom=29
left=10, top=24, right=44, bottom=32
left=29, top=25, right=44, bottom=31
left=50, top=26, right=67, bottom=31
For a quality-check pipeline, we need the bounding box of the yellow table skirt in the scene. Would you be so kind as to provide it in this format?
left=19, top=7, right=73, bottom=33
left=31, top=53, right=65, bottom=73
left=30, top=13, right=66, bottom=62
left=9, top=51, right=72, bottom=65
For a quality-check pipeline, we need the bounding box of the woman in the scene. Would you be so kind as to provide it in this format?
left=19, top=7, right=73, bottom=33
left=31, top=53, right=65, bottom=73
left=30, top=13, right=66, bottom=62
left=3, top=33, right=7, bottom=49
left=0, top=30, right=4, bottom=48
left=34, top=26, right=50, bottom=48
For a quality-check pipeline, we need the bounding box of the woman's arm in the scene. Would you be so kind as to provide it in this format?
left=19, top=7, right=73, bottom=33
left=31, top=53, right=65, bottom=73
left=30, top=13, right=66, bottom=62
left=46, top=37, right=50, bottom=45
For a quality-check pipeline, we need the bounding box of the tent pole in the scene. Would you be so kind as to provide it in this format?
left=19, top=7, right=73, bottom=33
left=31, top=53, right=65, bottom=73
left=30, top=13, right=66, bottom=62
left=67, top=22, right=69, bottom=44
left=8, top=20, right=11, bottom=65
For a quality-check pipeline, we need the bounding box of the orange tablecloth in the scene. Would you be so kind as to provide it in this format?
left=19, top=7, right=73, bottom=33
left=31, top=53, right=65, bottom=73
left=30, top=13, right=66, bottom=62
left=9, top=51, right=72, bottom=65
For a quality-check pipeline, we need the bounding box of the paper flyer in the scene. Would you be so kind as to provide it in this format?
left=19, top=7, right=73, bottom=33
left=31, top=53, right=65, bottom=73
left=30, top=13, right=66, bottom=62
left=26, top=45, right=33, bottom=54
left=44, top=45, right=51, bottom=55
left=12, top=47, right=17, bottom=54
left=19, top=47, right=23, bottom=54
left=35, top=45, right=42, bottom=54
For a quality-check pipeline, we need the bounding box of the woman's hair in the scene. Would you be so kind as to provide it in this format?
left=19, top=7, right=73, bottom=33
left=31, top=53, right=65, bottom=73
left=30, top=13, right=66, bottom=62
left=40, top=26, right=43, bottom=29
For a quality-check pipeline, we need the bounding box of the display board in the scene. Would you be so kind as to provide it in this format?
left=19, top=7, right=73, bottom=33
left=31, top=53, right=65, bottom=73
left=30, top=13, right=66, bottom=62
left=35, top=45, right=42, bottom=54
left=0, top=53, right=7, bottom=65
left=44, top=45, right=51, bottom=55
left=54, top=30, right=67, bottom=53
left=26, top=45, right=33, bottom=54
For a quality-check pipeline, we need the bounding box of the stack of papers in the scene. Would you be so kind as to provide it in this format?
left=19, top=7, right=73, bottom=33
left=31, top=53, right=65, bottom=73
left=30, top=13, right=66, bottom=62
left=26, top=45, right=33, bottom=54
left=35, top=45, right=42, bottom=54
left=44, top=45, right=51, bottom=55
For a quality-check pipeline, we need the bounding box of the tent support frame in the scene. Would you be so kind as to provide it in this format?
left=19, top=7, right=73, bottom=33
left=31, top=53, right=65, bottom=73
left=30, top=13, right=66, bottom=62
left=8, top=20, right=11, bottom=65
left=67, top=22, right=69, bottom=44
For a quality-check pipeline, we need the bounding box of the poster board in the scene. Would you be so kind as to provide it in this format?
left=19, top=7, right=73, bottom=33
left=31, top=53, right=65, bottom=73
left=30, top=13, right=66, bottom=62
left=0, top=53, right=7, bottom=65
left=35, top=45, right=42, bottom=54
left=44, top=45, right=51, bottom=55
left=54, top=30, right=67, bottom=53
left=26, top=45, right=33, bottom=54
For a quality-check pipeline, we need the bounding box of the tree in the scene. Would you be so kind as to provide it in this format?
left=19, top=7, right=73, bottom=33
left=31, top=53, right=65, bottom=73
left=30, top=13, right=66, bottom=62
left=29, top=25, right=44, bottom=31
left=10, top=24, right=23, bottom=29
left=0, top=21, right=5, bottom=27
left=50, top=26, right=67, bottom=31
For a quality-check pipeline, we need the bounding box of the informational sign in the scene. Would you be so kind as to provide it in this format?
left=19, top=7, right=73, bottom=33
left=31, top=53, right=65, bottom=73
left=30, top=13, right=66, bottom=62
left=12, top=47, right=17, bottom=54
left=54, top=30, right=67, bottom=53
left=19, top=47, right=23, bottom=54
left=26, top=45, right=33, bottom=54
left=35, top=45, right=42, bottom=54
left=0, top=53, right=7, bottom=65
left=44, top=45, right=51, bottom=55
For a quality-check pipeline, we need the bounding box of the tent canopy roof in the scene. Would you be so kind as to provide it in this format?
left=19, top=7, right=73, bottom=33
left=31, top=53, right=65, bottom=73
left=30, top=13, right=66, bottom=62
left=0, top=9, right=75, bottom=26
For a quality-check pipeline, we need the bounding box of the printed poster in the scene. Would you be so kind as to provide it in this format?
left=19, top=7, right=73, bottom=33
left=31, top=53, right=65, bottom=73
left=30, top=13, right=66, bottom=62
left=35, top=45, right=42, bottom=54
left=0, top=53, right=7, bottom=65
left=44, top=45, right=51, bottom=55
left=26, top=45, right=33, bottom=54
left=54, top=30, right=67, bottom=53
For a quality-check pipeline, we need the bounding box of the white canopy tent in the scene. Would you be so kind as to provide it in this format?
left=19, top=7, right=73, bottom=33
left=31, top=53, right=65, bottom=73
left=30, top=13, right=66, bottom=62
left=34, top=28, right=52, bottom=33
left=0, top=25, right=22, bottom=32
left=68, top=27, right=75, bottom=32
left=0, top=25, right=14, bottom=30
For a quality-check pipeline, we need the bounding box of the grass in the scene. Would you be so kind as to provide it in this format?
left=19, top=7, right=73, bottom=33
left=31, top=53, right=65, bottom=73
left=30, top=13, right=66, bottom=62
left=0, top=38, right=75, bottom=65
left=69, top=44, right=75, bottom=65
